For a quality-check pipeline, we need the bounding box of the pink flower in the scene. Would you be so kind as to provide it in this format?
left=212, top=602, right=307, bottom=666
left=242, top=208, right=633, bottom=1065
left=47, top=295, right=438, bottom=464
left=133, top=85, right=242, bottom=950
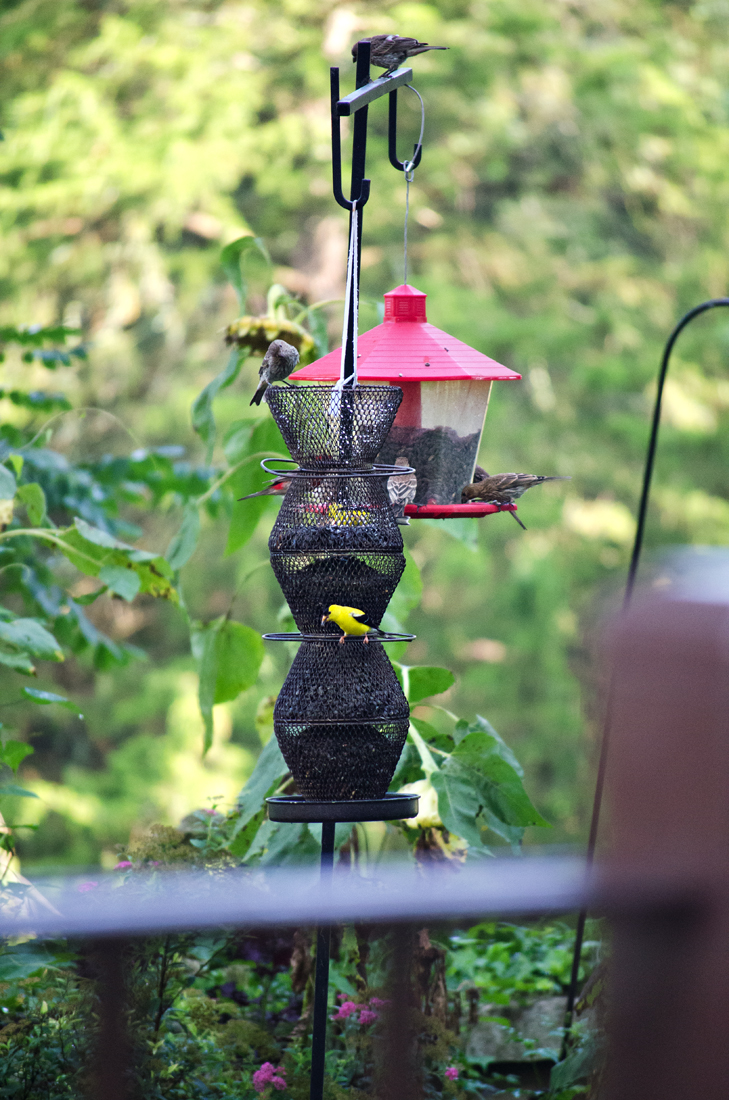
left=202, top=808, right=217, bottom=816
left=358, top=1008, right=378, bottom=1026
left=77, top=881, right=98, bottom=893
left=114, top=861, right=132, bottom=871
left=331, top=1000, right=359, bottom=1021
left=369, top=996, right=390, bottom=1009
left=252, top=1063, right=286, bottom=1093
left=445, top=1067, right=459, bottom=1081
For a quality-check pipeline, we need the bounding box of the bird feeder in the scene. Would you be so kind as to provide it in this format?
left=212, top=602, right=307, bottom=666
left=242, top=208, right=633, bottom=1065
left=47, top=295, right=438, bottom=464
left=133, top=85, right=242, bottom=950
left=291, top=284, right=522, bottom=517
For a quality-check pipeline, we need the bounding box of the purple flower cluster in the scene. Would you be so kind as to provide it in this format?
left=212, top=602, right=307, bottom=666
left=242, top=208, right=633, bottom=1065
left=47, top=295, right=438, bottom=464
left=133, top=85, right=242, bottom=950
left=252, top=1062, right=287, bottom=1093
left=445, top=1066, right=459, bottom=1081
left=330, top=995, right=390, bottom=1025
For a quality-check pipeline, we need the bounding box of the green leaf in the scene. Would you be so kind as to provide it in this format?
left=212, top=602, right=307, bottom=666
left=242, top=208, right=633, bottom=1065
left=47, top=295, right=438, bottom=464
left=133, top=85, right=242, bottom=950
left=228, top=806, right=266, bottom=858
left=222, top=419, right=254, bottom=464
left=232, top=734, right=288, bottom=838
left=405, top=666, right=455, bottom=705
left=15, top=482, right=47, bottom=526
left=220, top=235, right=268, bottom=311
left=192, top=349, right=244, bottom=459
left=6, top=454, right=23, bottom=478
left=448, top=729, right=549, bottom=828
left=166, top=503, right=200, bottom=570
left=60, top=520, right=177, bottom=602
left=0, top=464, right=17, bottom=499
left=431, top=769, right=488, bottom=849
left=0, top=739, right=34, bottom=772
left=421, top=516, right=479, bottom=550
left=0, top=942, right=60, bottom=981
left=196, top=619, right=265, bottom=753
left=99, top=563, right=141, bottom=602
left=213, top=620, right=264, bottom=704
left=72, top=587, right=107, bottom=605
left=0, top=784, right=39, bottom=799
left=471, top=714, right=524, bottom=777
left=226, top=417, right=287, bottom=555
left=410, top=716, right=453, bottom=753
left=0, top=650, right=36, bottom=674
left=384, top=547, right=423, bottom=631
left=251, top=820, right=321, bottom=866
left=0, top=617, right=63, bottom=661
left=23, top=687, right=82, bottom=714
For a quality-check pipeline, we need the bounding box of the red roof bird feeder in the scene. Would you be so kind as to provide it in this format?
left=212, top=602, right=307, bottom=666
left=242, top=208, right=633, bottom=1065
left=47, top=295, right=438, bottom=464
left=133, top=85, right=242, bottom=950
left=291, top=284, right=522, bottom=518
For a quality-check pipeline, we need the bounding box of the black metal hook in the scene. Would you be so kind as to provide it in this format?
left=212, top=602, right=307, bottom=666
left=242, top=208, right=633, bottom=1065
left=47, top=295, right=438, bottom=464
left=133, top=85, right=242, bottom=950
left=560, top=296, right=729, bottom=1064
left=330, top=66, right=371, bottom=210
left=388, top=89, right=423, bottom=172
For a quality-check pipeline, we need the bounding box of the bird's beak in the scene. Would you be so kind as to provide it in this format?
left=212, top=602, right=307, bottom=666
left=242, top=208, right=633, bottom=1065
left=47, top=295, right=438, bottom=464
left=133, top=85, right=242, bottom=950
left=321, top=612, right=330, bottom=625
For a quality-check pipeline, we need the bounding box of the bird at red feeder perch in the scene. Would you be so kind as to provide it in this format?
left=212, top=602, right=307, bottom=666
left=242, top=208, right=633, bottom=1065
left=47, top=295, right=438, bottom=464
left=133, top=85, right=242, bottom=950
left=290, top=284, right=522, bottom=519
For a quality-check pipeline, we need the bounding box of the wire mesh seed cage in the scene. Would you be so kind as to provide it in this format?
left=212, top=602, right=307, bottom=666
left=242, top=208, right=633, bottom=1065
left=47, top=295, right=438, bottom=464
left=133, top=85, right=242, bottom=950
left=264, top=383, right=411, bottom=801
left=265, top=385, right=403, bottom=467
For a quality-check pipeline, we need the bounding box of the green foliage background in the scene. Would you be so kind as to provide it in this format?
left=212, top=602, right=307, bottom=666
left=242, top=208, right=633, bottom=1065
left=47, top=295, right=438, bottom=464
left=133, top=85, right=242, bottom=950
left=2, top=0, right=729, bottom=865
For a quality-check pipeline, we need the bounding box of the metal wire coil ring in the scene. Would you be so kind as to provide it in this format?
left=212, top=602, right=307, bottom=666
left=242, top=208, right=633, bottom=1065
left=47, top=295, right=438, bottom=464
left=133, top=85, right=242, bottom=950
left=260, top=458, right=415, bottom=478
left=262, top=631, right=415, bottom=643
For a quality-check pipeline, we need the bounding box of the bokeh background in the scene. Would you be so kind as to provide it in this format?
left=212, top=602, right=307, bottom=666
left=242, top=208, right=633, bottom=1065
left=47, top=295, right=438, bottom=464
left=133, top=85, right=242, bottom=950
left=3, top=0, right=729, bottom=868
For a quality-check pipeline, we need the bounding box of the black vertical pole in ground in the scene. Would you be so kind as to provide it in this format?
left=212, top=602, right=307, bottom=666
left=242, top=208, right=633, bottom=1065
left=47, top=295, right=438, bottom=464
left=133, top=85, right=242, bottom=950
left=309, top=820, right=336, bottom=1100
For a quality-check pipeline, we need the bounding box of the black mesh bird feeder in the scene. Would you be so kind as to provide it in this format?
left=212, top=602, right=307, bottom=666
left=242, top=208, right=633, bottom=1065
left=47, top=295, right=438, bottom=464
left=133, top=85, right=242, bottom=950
left=254, top=40, right=471, bottom=1100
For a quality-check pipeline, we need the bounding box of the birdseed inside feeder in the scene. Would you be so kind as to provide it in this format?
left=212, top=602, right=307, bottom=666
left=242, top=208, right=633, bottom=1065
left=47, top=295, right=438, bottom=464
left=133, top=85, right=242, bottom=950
left=290, top=284, right=522, bottom=518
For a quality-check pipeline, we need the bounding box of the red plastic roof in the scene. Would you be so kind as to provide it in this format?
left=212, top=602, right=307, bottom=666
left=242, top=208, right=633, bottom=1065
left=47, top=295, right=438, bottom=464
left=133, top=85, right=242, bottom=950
left=291, top=285, right=522, bottom=383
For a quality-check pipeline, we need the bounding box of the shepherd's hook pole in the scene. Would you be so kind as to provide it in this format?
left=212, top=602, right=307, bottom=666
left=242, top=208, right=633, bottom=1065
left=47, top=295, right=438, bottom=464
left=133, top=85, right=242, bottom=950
left=561, top=297, right=729, bottom=1059
left=310, top=820, right=336, bottom=1100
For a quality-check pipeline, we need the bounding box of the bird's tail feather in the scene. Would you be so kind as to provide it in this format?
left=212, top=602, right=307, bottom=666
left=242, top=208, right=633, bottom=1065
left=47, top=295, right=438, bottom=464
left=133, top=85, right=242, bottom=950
left=237, top=483, right=284, bottom=501
left=250, top=382, right=267, bottom=406
left=510, top=510, right=527, bottom=531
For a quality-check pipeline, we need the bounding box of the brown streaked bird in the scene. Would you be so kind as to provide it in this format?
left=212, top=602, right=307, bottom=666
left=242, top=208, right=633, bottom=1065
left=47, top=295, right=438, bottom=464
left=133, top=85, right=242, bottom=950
left=250, top=339, right=300, bottom=406
left=352, top=35, right=448, bottom=78
left=237, top=477, right=291, bottom=502
left=462, top=470, right=571, bottom=531
left=387, top=456, right=417, bottom=525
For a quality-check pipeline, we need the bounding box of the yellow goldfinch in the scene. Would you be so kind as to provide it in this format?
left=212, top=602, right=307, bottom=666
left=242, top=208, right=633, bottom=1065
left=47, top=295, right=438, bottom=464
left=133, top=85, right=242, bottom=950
left=321, top=604, right=379, bottom=645
left=326, top=501, right=369, bottom=526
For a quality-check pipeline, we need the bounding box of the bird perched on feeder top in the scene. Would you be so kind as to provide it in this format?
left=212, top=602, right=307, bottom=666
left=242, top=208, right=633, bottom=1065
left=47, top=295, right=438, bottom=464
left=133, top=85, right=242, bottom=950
left=352, top=35, right=448, bottom=78
left=461, top=469, right=571, bottom=531
left=387, top=456, right=417, bottom=525
left=237, top=476, right=291, bottom=501
left=322, top=604, right=380, bottom=644
left=250, top=339, right=300, bottom=406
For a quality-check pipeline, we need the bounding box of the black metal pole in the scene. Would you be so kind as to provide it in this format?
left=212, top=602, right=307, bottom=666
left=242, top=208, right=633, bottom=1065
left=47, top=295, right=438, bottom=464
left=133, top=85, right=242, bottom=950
left=309, top=820, right=336, bottom=1100
left=561, top=297, right=729, bottom=1058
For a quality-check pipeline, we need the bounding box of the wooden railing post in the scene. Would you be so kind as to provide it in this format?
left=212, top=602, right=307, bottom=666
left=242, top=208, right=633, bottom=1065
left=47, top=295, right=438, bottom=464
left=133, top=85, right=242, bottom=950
left=606, top=571, right=729, bottom=1100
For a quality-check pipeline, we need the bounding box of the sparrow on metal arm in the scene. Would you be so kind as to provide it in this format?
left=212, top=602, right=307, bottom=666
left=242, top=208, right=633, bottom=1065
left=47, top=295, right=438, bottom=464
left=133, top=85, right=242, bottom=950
left=462, top=469, right=571, bottom=530
left=352, top=35, right=448, bottom=78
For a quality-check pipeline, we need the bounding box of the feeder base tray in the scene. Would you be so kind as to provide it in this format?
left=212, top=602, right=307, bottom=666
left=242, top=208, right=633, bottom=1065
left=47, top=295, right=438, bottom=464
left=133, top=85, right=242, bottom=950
left=404, top=502, right=517, bottom=519
left=266, top=793, right=419, bottom=823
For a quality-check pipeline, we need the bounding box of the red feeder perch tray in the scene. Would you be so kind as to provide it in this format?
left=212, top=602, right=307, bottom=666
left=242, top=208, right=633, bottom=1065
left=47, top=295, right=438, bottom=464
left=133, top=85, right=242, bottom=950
left=291, top=285, right=521, bottom=519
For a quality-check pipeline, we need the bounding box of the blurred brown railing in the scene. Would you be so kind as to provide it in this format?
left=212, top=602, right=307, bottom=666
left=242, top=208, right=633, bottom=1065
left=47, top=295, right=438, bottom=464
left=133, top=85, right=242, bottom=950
left=5, top=550, right=729, bottom=1100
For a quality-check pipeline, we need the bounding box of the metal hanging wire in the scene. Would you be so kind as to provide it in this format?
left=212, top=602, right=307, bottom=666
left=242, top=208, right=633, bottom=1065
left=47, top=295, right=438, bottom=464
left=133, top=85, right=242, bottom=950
left=402, top=85, right=425, bottom=286
left=560, top=296, right=729, bottom=1060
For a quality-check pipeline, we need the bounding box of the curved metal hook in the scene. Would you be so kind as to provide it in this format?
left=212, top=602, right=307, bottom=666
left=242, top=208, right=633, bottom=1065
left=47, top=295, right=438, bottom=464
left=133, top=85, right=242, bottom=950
left=330, top=67, right=372, bottom=210
left=388, top=89, right=423, bottom=172
left=625, top=297, right=729, bottom=603
left=561, top=296, right=729, bottom=1063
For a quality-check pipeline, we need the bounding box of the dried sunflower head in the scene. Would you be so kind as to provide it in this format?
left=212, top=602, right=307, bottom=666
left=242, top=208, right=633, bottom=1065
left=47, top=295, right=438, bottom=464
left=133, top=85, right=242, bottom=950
left=224, top=316, right=316, bottom=364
